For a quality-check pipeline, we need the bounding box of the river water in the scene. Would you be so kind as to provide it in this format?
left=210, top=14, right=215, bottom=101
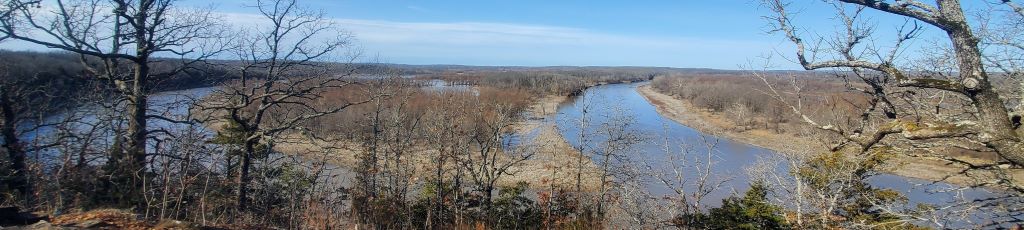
left=20, top=81, right=1011, bottom=226
left=553, top=82, right=1008, bottom=225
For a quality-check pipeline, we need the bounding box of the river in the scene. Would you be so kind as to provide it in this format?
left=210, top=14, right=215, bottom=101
left=21, top=81, right=1011, bottom=226
left=553, top=82, right=1009, bottom=226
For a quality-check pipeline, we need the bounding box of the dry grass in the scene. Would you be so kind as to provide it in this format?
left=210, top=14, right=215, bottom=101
left=637, top=84, right=1024, bottom=186
left=46, top=208, right=277, bottom=230
left=268, top=94, right=603, bottom=191
left=50, top=209, right=152, bottom=229
left=638, top=84, right=821, bottom=153
left=511, top=95, right=603, bottom=190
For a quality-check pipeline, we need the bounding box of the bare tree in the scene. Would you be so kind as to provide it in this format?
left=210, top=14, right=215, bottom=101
left=0, top=0, right=227, bottom=207
left=199, top=0, right=367, bottom=215
left=610, top=167, right=660, bottom=228
left=727, top=102, right=753, bottom=130
left=352, top=74, right=420, bottom=227
left=0, top=65, right=101, bottom=209
left=0, top=99, right=21, bottom=197
left=653, top=135, right=731, bottom=228
left=760, top=0, right=1024, bottom=190
left=758, top=0, right=1024, bottom=226
left=571, top=90, right=594, bottom=195
left=421, top=90, right=473, bottom=228
left=0, top=69, right=35, bottom=205
left=592, top=104, right=642, bottom=218
left=458, top=100, right=534, bottom=213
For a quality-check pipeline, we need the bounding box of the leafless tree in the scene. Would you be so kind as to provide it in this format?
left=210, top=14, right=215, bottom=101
left=19, top=77, right=129, bottom=214
left=370, top=78, right=421, bottom=204
left=609, top=167, right=660, bottom=228
left=198, top=0, right=368, bottom=215
left=571, top=91, right=594, bottom=195
left=0, top=0, right=227, bottom=207
left=352, top=74, right=420, bottom=227
left=756, top=5, right=1024, bottom=226
left=148, top=123, right=213, bottom=220
left=0, top=70, right=33, bottom=205
left=458, top=100, right=534, bottom=212
left=654, top=134, right=731, bottom=228
left=727, top=102, right=753, bottom=130
left=759, top=0, right=1024, bottom=191
left=592, top=104, right=643, bottom=218
left=753, top=0, right=1024, bottom=222
left=0, top=64, right=112, bottom=210
left=420, top=90, right=473, bottom=228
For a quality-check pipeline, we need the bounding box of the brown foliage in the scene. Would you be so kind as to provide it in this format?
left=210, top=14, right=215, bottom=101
left=50, top=209, right=151, bottom=229
left=419, top=69, right=653, bottom=96
left=651, top=74, right=866, bottom=134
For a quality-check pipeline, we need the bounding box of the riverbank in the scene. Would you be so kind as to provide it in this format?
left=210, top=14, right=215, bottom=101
left=511, top=95, right=603, bottom=191
left=635, top=84, right=1010, bottom=186
left=238, top=93, right=603, bottom=191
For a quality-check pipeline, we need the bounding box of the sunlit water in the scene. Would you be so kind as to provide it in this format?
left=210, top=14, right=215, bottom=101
left=554, top=82, right=1010, bottom=226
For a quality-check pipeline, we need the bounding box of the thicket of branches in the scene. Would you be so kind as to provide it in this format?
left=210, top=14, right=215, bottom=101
left=2, top=0, right=1023, bottom=229
left=0, top=0, right=685, bottom=228
left=749, top=0, right=1024, bottom=228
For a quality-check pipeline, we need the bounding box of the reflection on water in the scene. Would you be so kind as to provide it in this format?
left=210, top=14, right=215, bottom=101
left=554, top=82, right=1008, bottom=224
left=556, top=83, right=769, bottom=205
left=18, top=87, right=219, bottom=164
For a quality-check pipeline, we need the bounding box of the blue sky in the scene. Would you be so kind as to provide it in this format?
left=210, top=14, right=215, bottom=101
left=2, top=1, right=1003, bottom=69
left=202, top=0, right=792, bottom=69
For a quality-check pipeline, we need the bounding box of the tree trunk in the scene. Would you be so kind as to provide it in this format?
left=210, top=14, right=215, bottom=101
left=123, top=60, right=150, bottom=208
left=125, top=81, right=148, bottom=196
left=482, top=184, right=494, bottom=213
left=939, top=0, right=1024, bottom=165
left=121, top=2, right=152, bottom=209
left=0, top=87, right=31, bottom=204
left=597, top=153, right=611, bottom=218
left=237, top=140, right=256, bottom=213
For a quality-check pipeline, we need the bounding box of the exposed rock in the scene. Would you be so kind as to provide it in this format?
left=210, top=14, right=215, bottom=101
left=74, top=220, right=109, bottom=229
left=1, top=220, right=72, bottom=230
left=152, top=220, right=202, bottom=230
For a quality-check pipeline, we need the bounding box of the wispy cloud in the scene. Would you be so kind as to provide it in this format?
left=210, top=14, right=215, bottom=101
left=215, top=9, right=777, bottom=67
left=322, top=18, right=777, bottom=67
left=0, top=7, right=783, bottom=68
left=404, top=5, right=432, bottom=13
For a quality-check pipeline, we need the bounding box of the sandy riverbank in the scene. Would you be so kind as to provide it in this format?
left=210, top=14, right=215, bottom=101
left=635, top=84, right=1015, bottom=186
left=512, top=95, right=603, bottom=191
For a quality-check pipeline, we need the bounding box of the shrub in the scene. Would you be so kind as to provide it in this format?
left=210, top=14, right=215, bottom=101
left=674, top=182, right=790, bottom=230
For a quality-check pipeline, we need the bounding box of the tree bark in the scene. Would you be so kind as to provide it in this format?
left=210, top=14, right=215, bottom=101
left=237, top=139, right=256, bottom=213
left=121, top=2, right=152, bottom=208
left=0, top=87, right=31, bottom=204
left=123, top=65, right=150, bottom=206
left=937, top=0, right=1024, bottom=165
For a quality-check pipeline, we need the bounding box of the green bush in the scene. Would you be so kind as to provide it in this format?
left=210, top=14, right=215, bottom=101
left=675, top=182, right=790, bottom=230
left=489, top=182, right=543, bottom=229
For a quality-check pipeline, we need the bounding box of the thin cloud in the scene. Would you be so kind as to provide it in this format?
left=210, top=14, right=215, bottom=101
left=1, top=8, right=784, bottom=68
left=404, top=5, right=432, bottom=13
left=344, top=20, right=776, bottom=67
